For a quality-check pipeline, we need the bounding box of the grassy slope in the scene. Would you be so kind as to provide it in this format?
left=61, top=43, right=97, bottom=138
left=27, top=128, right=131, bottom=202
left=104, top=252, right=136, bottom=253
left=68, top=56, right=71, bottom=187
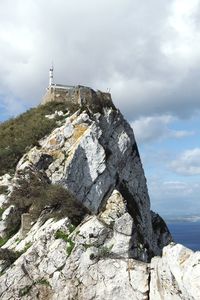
left=0, top=102, right=75, bottom=176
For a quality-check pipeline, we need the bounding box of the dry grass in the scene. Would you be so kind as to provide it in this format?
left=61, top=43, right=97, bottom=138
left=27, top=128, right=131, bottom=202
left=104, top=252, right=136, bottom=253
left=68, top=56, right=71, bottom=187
left=8, top=169, right=89, bottom=226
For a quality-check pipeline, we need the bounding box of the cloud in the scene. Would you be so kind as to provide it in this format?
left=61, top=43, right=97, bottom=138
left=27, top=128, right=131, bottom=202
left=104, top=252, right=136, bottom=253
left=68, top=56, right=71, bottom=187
left=149, top=178, right=200, bottom=216
left=151, top=180, right=198, bottom=198
left=0, top=0, right=200, bottom=119
left=131, top=115, right=194, bottom=144
left=170, top=148, right=200, bottom=175
left=0, top=0, right=199, bottom=218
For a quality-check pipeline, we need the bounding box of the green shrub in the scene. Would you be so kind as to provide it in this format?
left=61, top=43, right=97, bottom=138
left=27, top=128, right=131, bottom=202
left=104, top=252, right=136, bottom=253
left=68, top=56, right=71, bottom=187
left=15, top=238, right=22, bottom=245
left=98, top=245, right=113, bottom=258
left=0, top=185, right=8, bottom=195
left=89, top=245, right=113, bottom=261
left=55, top=229, right=75, bottom=256
left=55, top=230, right=69, bottom=242
left=19, top=279, right=50, bottom=297
left=68, top=224, right=76, bottom=233
left=29, top=181, right=89, bottom=225
left=8, top=170, right=48, bottom=213
left=0, top=223, right=20, bottom=247
left=0, top=236, right=9, bottom=247
left=83, top=243, right=93, bottom=250
left=66, top=239, right=75, bottom=256
left=8, top=169, right=89, bottom=228
left=22, top=242, right=32, bottom=253
left=35, top=279, right=50, bottom=286
left=0, top=248, right=22, bottom=272
left=19, top=285, right=32, bottom=297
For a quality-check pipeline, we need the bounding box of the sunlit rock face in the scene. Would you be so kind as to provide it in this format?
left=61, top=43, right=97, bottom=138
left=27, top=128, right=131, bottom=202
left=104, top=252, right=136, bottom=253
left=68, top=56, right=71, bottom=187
left=150, top=243, right=200, bottom=300
left=15, top=97, right=172, bottom=262
left=0, top=88, right=182, bottom=300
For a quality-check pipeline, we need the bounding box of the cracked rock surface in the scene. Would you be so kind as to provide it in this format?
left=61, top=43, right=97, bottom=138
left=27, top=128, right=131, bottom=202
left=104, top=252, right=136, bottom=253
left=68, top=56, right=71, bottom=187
left=1, top=90, right=197, bottom=299
left=0, top=215, right=150, bottom=300
left=13, top=106, right=172, bottom=261
left=0, top=214, right=199, bottom=300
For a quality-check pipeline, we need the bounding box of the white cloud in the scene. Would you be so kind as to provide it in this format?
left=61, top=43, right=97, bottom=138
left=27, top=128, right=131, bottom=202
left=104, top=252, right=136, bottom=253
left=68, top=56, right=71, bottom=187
left=163, top=0, right=200, bottom=65
left=0, top=0, right=200, bottom=218
left=170, top=148, right=200, bottom=175
left=0, top=0, right=200, bottom=119
left=151, top=179, right=198, bottom=197
left=149, top=177, right=200, bottom=216
left=131, top=115, right=194, bottom=144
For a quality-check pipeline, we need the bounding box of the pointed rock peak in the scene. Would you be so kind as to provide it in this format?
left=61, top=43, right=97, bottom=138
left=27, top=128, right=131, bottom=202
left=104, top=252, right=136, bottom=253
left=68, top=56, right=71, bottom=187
left=1, top=85, right=188, bottom=300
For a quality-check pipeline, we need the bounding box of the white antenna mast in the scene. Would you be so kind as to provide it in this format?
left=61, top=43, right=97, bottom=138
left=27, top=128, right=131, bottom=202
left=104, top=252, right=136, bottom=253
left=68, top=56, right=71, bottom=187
left=49, top=62, right=54, bottom=87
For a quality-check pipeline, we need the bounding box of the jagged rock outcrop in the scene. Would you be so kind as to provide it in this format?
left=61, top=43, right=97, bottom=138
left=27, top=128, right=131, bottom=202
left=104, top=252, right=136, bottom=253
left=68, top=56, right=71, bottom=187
left=0, top=87, right=199, bottom=299
left=150, top=243, right=200, bottom=300
left=0, top=213, right=199, bottom=300
left=13, top=102, right=171, bottom=261
left=0, top=214, right=151, bottom=300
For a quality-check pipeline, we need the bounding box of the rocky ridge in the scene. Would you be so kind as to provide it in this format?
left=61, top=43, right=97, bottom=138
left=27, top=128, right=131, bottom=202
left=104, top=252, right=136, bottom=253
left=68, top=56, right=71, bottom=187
left=0, top=88, right=199, bottom=299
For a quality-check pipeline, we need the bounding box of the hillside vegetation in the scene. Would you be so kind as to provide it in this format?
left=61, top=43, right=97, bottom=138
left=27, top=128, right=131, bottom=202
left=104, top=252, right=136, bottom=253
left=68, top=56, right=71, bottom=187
left=0, top=101, right=74, bottom=176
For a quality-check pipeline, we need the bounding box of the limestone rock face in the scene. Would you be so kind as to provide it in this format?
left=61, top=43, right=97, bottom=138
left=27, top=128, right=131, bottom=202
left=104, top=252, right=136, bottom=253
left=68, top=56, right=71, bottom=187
left=1, top=88, right=188, bottom=299
left=0, top=174, right=12, bottom=207
left=14, top=105, right=171, bottom=261
left=1, top=214, right=199, bottom=300
left=150, top=243, right=200, bottom=300
left=0, top=214, right=150, bottom=300
left=0, top=174, right=14, bottom=237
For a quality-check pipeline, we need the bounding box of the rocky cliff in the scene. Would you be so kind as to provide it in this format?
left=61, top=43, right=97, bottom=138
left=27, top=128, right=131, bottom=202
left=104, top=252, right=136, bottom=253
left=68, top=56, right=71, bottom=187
left=0, top=88, right=199, bottom=299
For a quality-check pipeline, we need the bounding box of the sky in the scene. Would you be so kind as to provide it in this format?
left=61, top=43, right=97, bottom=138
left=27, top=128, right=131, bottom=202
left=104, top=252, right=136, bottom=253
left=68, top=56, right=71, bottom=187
left=0, top=0, right=200, bottom=218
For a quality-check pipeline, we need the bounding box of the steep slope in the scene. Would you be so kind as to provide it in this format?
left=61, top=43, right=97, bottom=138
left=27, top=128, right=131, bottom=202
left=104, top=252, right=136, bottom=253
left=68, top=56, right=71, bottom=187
left=0, top=87, right=198, bottom=299
left=0, top=101, right=72, bottom=176
left=1, top=94, right=171, bottom=260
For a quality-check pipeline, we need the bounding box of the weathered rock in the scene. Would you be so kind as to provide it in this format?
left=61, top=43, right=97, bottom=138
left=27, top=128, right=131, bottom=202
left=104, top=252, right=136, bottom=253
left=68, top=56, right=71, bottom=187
left=150, top=243, right=200, bottom=300
left=0, top=174, right=12, bottom=187
left=0, top=213, right=200, bottom=300
left=0, top=174, right=12, bottom=207
left=13, top=105, right=171, bottom=261
left=99, top=189, right=126, bottom=226
left=0, top=87, right=178, bottom=299
left=0, top=214, right=149, bottom=300
left=45, top=110, right=66, bottom=119
left=151, top=211, right=173, bottom=251
left=0, top=205, right=20, bottom=238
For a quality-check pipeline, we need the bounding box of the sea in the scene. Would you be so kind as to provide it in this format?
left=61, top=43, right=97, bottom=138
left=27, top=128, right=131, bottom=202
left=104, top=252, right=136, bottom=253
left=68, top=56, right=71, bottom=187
left=166, top=221, right=200, bottom=251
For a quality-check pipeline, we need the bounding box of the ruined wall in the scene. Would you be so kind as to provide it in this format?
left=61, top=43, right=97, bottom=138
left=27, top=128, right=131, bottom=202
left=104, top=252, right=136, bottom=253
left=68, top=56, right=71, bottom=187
left=41, top=85, right=112, bottom=109
left=42, top=86, right=79, bottom=105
